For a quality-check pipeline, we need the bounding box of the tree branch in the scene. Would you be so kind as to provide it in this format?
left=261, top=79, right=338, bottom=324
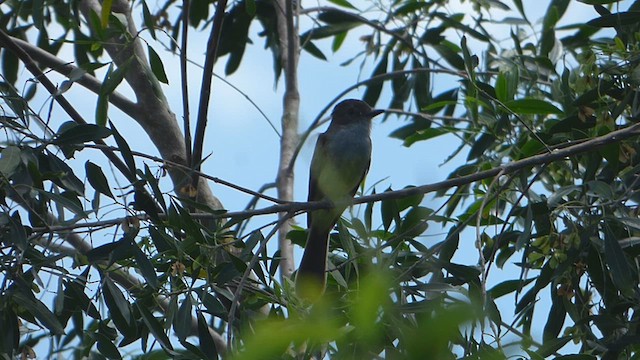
left=30, top=122, right=640, bottom=234
left=10, top=37, right=139, bottom=119
left=273, top=0, right=301, bottom=281
left=79, top=0, right=224, bottom=210
left=191, top=0, right=227, bottom=187
left=181, top=0, right=193, bottom=169
left=0, top=29, right=136, bottom=183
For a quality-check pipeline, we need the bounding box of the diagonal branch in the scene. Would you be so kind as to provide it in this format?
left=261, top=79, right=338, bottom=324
left=0, top=29, right=136, bottom=183
left=10, top=37, right=139, bottom=119
left=78, top=0, right=223, bottom=210
left=29, top=122, right=640, bottom=234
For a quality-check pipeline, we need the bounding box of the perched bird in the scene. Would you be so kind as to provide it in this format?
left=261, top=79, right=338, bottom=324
left=296, top=99, right=383, bottom=299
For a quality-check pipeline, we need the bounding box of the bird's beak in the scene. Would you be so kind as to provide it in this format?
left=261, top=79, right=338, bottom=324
left=368, top=109, right=384, bottom=118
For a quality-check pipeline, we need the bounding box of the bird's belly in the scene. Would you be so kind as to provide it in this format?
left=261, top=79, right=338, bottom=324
left=318, top=133, right=371, bottom=201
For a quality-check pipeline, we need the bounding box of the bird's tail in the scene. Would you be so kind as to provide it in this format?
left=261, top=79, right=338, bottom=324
left=295, top=224, right=331, bottom=300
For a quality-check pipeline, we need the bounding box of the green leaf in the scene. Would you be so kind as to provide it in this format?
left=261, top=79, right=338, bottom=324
left=95, top=331, right=122, bottom=359
left=37, top=189, right=86, bottom=216
left=6, top=212, right=27, bottom=251
left=540, top=7, right=560, bottom=57
left=174, top=295, right=192, bottom=342
left=587, top=12, right=640, bottom=27
left=503, top=98, right=563, bottom=115
left=460, top=36, right=477, bottom=73
left=0, top=146, right=22, bottom=177
left=543, top=292, right=566, bottom=341
left=513, top=0, right=529, bottom=22
left=443, top=262, right=481, bottom=282
left=327, top=0, right=357, bottom=10
left=133, top=189, right=160, bottom=222
left=96, top=92, right=109, bottom=127
left=142, top=0, right=156, bottom=39
left=101, top=0, right=113, bottom=28
left=149, top=226, right=177, bottom=253
left=0, top=307, right=20, bottom=353
left=102, top=276, right=134, bottom=333
left=148, top=46, right=168, bottom=84
left=603, top=225, right=636, bottom=294
left=301, top=40, right=327, bottom=60
left=109, top=121, right=136, bottom=175
left=363, top=51, right=388, bottom=106
left=65, top=280, right=101, bottom=319
left=38, top=151, right=85, bottom=194
left=433, top=43, right=465, bottom=71
left=618, top=217, right=640, bottom=231
left=578, top=0, right=619, bottom=3
left=197, top=310, right=219, bottom=360
left=189, top=0, right=210, bottom=27
left=101, top=58, right=133, bottom=95
left=319, top=10, right=362, bottom=24
left=332, top=31, right=347, bottom=52
left=86, top=239, right=131, bottom=263
left=300, top=23, right=359, bottom=40
left=547, top=185, right=581, bottom=207
left=467, top=133, right=497, bottom=161
left=85, top=161, right=115, bottom=199
left=380, top=188, right=399, bottom=231
left=53, top=124, right=112, bottom=146
left=13, top=290, right=65, bottom=335
left=494, top=72, right=509, bottom=103
left=133, top=244, right=159, bottom=289
left=398, top=206, right=430, bottom=238
left=517, top=138, right=546, bottom=159
left=137, top=301, right=174, bottom=351
left=488, top=278, right=535, bottom=298
left=536, top=336, right=572, bottom=357
left=245, top=0, right=256, bottom=15
left=439, top=226, right=460, bottom=263
left=434, top=13, right=490, bottom=42
left=141, top=164, right=167, bottom=212
left=2, top=42, right=19, bottom=85
left=200, top=291, right=227, bottom=319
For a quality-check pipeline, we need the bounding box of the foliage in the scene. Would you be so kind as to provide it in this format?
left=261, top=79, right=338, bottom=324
left=1, top=0, right=640, bottom=359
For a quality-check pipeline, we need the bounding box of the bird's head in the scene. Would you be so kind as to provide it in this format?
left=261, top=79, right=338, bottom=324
left=330, top=99, right=384, bottom=126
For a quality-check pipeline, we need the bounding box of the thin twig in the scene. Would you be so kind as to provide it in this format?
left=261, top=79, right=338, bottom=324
left=226, top=211, right=295, bottom=349
left=191, top=0, right=228, bottom=188
left=84, top=143, right=285, bottom=204
left=181, top=0, right=192, bottom=168
left=476, top=168, right=505, bottom=348
left=28, top=121, right=640, bottom=234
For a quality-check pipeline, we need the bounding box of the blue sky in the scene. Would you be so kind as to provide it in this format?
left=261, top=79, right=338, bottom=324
left=2, top=0, right=627, bottom=355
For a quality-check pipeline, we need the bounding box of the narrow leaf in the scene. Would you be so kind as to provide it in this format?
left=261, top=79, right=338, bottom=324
left=86, top=161, right=115, bottom=199
left=137, top=301, right=174, bottom=351
left=148, top=46, right=169, bottom=84
left=12, top=291, right=65, bottom=335
left=504, top=98, right=563, bottom=115
left=197, top=310, right=218, bottom=360
left=109, top=121, right=136, bottom=175
left=101, top=0, right=113, bottom=28
left=174, top=295, right=192, bottom=342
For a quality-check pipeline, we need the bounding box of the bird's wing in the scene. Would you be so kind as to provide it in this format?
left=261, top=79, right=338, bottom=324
left=348, top=155, right=370, bottom=198
left=308, top=133, right=328, bottom=204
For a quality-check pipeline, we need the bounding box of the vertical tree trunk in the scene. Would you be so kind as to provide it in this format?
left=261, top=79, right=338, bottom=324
left=274, top=0, right=300, bottom=280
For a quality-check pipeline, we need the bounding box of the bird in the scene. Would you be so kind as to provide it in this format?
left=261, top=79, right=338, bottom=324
left=296, top=99, right=383, bottom=299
